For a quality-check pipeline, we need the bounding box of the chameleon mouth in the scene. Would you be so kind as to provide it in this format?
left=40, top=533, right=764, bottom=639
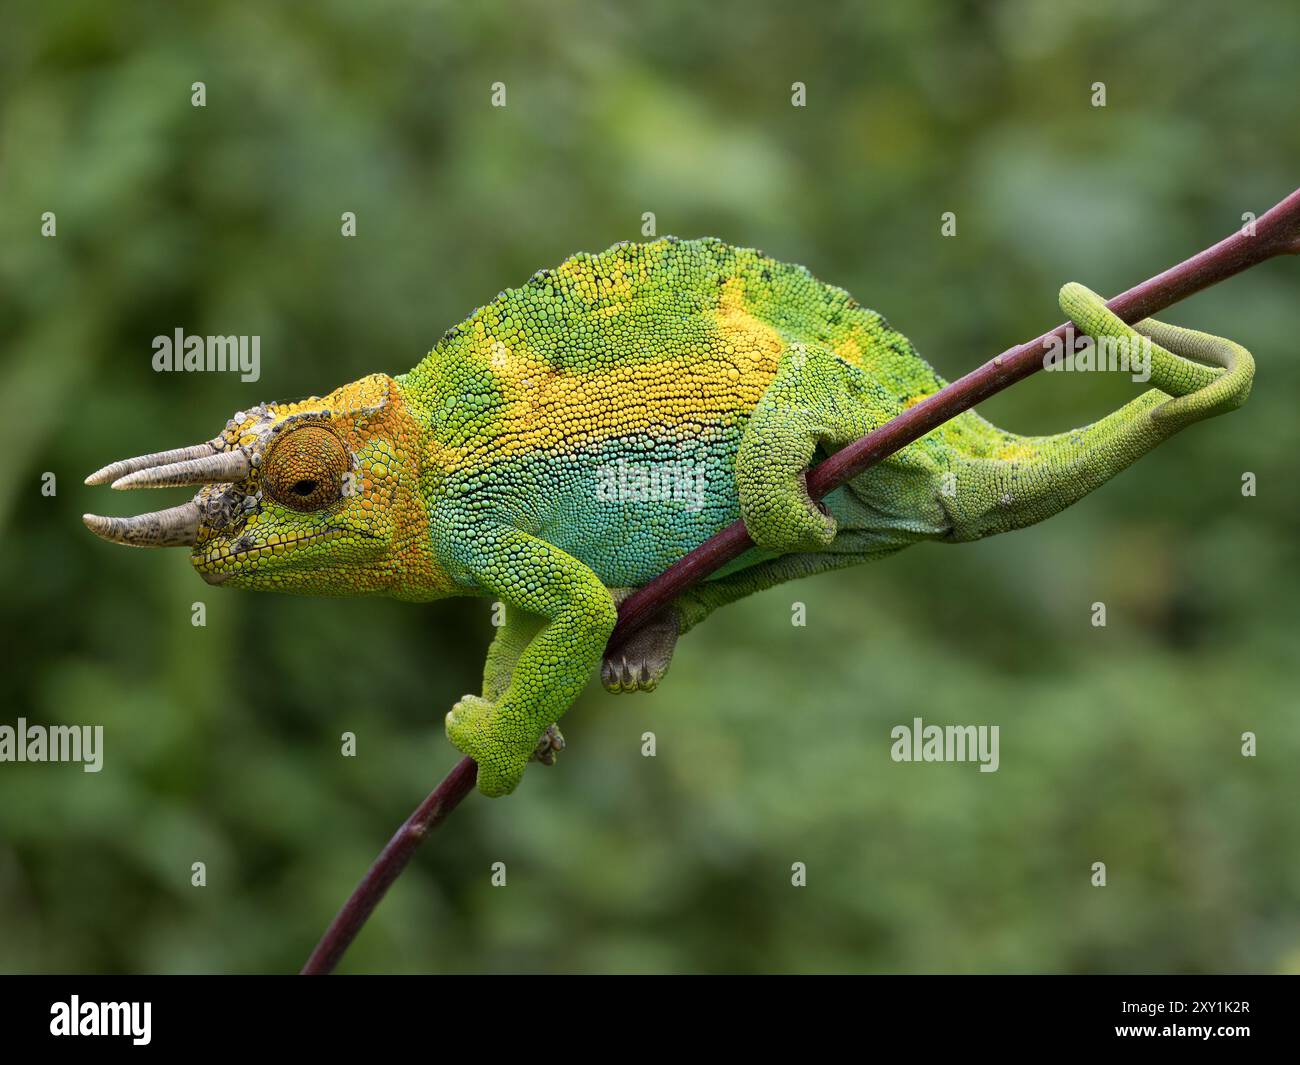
left=193, top=526, right=376, bottom=583
left=197, top=527, right=348, bottom=563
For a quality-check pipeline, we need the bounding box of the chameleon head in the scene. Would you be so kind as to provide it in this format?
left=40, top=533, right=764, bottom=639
left=83, top=374, right=452, bottom=600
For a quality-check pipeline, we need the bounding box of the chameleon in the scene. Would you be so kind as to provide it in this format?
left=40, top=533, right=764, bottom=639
left=83, top=238, right=1254, bottom=797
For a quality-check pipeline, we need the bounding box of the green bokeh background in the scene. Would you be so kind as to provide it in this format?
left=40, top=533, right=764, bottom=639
left=2, top=1, right=1297, bottom=973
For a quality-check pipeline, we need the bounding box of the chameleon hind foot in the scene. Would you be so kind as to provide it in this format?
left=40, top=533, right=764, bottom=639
left=736, top=344, right=881, bottom=555
left=602, top=607, right=681, bottom=693
left=739, top=464, right=839, bottom=555
left=753, top=472, right=839, bottom=554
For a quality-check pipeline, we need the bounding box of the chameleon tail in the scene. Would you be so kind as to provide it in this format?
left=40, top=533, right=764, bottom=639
left=942, top=283, right=1254, bottom=543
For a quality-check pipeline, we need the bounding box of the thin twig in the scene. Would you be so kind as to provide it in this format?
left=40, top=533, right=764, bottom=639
left=301, top=755, right=477, bottom=974
left=302, top=187, right=1300, bottom=974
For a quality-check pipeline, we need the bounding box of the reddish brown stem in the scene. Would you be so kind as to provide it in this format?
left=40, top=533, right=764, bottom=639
left=300, top=756, right=477, bottom=974
left=303, top=186, right=1300, bottom=975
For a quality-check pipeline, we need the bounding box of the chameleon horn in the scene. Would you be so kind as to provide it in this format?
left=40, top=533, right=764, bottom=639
left=82, top=501, right=202, bottom=548
left=109, top=449, right=250, bottom=490
left=84, top=442, right=220, bottom=486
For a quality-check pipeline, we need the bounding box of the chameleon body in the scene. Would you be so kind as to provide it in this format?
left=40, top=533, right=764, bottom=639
left=84, top=238, right=1254, bottom=796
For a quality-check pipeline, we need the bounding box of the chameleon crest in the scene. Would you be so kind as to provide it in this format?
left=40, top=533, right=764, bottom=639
left=85, top=238, right=1253, bottom=796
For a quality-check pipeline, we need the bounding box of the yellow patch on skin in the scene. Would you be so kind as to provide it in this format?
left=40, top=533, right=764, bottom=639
left=453, top=277, right=787, bottom=458
left=423, top=435, right=470, bottom=477
left=990, top=437, right=1042, bottom=463
left=555, top=253, right=638, bottom=310
left=715, top=277, right=785, bottom=368
left=834, top=335, right=865, bottom=368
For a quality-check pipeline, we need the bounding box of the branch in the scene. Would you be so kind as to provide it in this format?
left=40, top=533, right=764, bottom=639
left=301, top=187, right=1300, bottom=974
left=301, top=755, right=478, bottom=974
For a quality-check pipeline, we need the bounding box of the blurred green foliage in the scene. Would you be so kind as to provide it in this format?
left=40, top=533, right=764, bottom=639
left=1, top=0, right=1297, bottom=973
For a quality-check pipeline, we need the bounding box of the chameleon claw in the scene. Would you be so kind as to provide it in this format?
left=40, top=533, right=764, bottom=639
left=602, top=655, right=651, bottom=692
left=601, top=608, right=681, bottom=694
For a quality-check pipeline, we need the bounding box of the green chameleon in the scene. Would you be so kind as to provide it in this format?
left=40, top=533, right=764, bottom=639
left=84, top=238, right=1253, bottom=796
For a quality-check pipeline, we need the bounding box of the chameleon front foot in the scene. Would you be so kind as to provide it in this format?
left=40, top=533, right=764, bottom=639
left=444, top=694, right=537, bottom=797
left=531, top=723, right=566, bottom=766
left=602, top=608, right=681, bottom=693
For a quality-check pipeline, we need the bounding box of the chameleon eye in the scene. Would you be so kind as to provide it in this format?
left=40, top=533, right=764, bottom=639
left=263, top=426, right=348, bottom=512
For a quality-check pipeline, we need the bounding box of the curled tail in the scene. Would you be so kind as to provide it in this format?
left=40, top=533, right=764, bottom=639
left=942, top=283, right=1254, bottom=543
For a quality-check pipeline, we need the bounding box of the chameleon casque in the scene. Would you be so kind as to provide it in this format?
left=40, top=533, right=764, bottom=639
left=84, top=238, right=1253, bottom=796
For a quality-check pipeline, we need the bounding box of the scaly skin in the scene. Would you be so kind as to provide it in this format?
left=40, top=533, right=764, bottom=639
left=83, top=238, right=1254, bottom=796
